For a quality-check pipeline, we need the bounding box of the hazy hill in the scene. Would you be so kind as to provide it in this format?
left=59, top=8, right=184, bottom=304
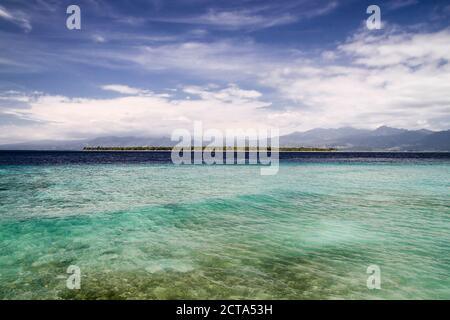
left=0, top=127, right=449, bottom=151
left=280, top=126, right=449, bottom=151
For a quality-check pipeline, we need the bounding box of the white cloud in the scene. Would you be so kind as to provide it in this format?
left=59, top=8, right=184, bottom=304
left=0, top=6, right=14, bottom=20
left=339, top=29, right=450, bottom=68
left=0, top=57, right=27, bottom=67
left=0, top=5, right=32, bottom=32
left=93, top=34, right=106, bottom=43
left=0, top=84, right=280, bottom=144
left=321, top=51, right=336, bottom=61
left=145, top=1, right=339, bottom=30
left=101, top=84, right=148, bottom=95
left=191, top=9, right=297, bottom=30
left=261, top=28, right=450, bottom=130
left=129, top=41, right=266, bottom=75
left=183, top=84, right=262, bottom=102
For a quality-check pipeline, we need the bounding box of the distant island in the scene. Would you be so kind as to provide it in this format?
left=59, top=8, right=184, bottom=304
left=82, top=146, right=337, bottom=152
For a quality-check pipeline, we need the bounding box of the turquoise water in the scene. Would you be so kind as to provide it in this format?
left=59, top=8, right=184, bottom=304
left=0, top=161, right=449, bottom=299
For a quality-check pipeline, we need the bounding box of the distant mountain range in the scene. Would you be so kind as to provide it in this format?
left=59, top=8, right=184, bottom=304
left=1, top=126, right=449, bottom=151
left=279, top=126, right=450, bottom=151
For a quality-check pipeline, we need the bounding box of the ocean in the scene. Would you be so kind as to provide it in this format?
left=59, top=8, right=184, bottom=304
left=0, top=151, right=449, bottom=299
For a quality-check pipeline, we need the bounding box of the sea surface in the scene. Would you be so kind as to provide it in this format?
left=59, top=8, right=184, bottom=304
left=0, top=151, right=449, bottom=299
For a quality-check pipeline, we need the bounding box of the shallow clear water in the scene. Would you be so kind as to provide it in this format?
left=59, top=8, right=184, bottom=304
left=0, top=152, right=449, bottom=299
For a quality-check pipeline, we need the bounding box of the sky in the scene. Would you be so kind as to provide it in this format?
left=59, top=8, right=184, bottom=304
left=1, top=0, right=450, bottom=143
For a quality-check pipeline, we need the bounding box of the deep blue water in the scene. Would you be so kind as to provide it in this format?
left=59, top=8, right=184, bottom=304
left=1, top=150, right=449, bottom=165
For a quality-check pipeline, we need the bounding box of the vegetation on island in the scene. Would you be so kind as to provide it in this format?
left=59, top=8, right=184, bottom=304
left=82, top=146, right=337, bottom=152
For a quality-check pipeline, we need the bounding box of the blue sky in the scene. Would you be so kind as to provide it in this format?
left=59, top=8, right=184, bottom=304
left=1, top=0, right=450, bottom=143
